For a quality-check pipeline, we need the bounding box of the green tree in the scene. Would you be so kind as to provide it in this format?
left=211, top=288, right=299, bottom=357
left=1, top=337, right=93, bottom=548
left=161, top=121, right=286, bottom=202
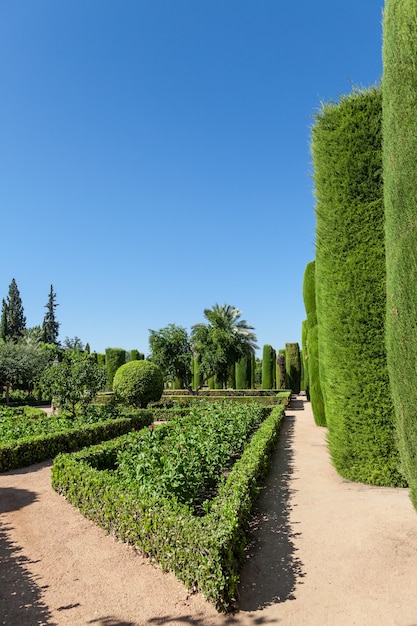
left=0, top=299, right=8, bottom=341
left=148, top=324, right=192, bottom=389
left=63, top=336, right=84, bottom=352
left=4, top=279, right=26, bottom=342
left=41, top=285, right=60, bottom=345
left=40, top=352, right=106, bottom=418
left=0, top=340, right=53, bottom=403
left=191, top=303, right=258, bottom=389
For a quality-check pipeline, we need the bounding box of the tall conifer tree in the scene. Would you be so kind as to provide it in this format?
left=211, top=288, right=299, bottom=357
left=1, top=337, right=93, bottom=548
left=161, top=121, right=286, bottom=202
left=42, top=285, right=60, bottom=345
left=5, top=279, right=26, bottom=342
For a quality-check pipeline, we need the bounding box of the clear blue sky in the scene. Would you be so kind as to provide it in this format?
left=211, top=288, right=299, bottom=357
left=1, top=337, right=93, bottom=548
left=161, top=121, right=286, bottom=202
left=0, top=1, right=384, bottom=357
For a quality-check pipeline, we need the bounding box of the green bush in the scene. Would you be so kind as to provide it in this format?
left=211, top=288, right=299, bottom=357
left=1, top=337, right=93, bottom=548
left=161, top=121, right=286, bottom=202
left=105, top=348, right=126, bottom=389
left=51, top=404, right=284, bottom=612
left=383, top=0, right=417, bottom=503
left=113, top=360, right=164, bottom=408
left=312, top=86, right=404, bottom=485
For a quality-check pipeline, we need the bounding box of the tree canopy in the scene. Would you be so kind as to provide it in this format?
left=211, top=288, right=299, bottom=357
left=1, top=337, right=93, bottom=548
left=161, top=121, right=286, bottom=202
left=191, top=303, right=258, bottom=389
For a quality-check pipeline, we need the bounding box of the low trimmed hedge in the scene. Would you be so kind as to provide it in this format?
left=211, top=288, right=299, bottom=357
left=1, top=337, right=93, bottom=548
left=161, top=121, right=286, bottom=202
left=0, top=412, right=154, bottom=473
left=51, top=405, right=285, bottom=612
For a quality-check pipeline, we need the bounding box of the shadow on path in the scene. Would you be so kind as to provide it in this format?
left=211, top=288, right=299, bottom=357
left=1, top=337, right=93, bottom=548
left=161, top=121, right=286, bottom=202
left=0, top=520, right=56, bottom=625
left=237, top=411, right=305, bottom=612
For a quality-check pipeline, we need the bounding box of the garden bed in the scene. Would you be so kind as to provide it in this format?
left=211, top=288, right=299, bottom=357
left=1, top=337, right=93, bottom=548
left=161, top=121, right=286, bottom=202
left=51, top=403, right=285, bottom=612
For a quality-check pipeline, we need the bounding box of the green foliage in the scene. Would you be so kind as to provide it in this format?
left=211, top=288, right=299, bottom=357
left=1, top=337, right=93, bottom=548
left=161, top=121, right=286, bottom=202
left=235, top=355, right=252, bottom=389
left=191, top=303, right=258, bottom=389
left=40, top=352, right=106, bottom=418
left=51, top=404, right=284, bottom=612
left=113, top=360, right=164, bottom=408
left=276, top=352, right=286, bottom=389
left=41, top=284, right=60, bottom=345
left=261, top=344, right=276, bottom=389
left=148, top=324, right=192, bottom=388
left=312, top=86, right=404, bottom=485
left=2, top=279, right=26, bottom=342
left=301, top=320, right=309, bottom=398
left=285, top=343, right=301, bottom=394
left=383, top=0, right=417, bottom=503
left=0, top=341, right=53, bottom=403
left=117, top=401, right=267, bottom=509
left=0, top=408, right=153, bottom=472
left=105, top=348, right=126, bottom=389
left=302, top=261, right=325, bottom=424
left=130, top=349, right=144, bottom=361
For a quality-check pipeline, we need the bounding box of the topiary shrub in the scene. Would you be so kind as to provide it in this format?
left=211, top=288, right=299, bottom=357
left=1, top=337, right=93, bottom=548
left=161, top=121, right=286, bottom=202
left=113, top=360, right=164, bottom=408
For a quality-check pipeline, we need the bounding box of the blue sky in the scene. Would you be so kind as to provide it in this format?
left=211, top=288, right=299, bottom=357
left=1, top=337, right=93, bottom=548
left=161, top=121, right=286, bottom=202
left=0, top=1, right=384, bottom=357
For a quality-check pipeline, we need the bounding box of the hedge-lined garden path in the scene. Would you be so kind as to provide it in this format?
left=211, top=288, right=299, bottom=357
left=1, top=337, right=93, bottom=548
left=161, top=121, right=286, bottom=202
left=1, top=395, right=417, bottom=625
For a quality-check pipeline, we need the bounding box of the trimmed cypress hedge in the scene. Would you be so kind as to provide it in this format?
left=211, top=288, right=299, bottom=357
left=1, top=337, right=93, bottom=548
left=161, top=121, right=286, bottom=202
left=302, top=260, right=326, bottom=425
left=235, top=355, right=252, bottom=390
left=383, top=0, right=417, bottom=503
left=301, top=320, right=309, bottom=399
left=312, top=86, right=404, bottom=486
left=261, top=345, right=276, bottom=390
left=105, top=348, right=126, bottom=389
left=285, top=343, right=301, bottom=394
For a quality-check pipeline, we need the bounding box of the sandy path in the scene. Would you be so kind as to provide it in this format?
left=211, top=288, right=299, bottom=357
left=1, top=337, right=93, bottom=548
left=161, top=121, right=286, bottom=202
left=1, top=395, right=417, bottom=625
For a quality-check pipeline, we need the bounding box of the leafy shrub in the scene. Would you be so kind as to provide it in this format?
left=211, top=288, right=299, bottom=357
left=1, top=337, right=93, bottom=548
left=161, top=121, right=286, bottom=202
left=113, top=360, right=164, bottom=408
left=51, top=403, right=284, bottom=612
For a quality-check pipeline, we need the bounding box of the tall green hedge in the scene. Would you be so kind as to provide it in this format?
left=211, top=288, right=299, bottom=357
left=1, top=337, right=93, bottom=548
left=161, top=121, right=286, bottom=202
left=383, top=0, right=417, bottom=503
left=105, top=348, right=126, bottom=389
left=301, top=320, right=309, bottom=399
left=302, top=260, right=326, bottom=425
left=262, top=345, right=276, bottom=389
left=312, top=86, right=404, bottom=486
left=235, top=355, right=252, bottom=389
left=285, top=343, right=300, bottom=394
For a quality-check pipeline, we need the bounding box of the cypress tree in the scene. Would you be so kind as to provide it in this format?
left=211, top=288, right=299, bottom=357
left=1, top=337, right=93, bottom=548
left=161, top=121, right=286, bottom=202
left=0, top=299, right=8, bottom=341
left=285, top=343, right=301, bottom=394
left=235, top=355, right=252, bottom=389
left=301, top=320, right=309, bottom=397
left=105, top=348, right=126, bottom=389
left=302, top=261, right=326, bottom=425
left=383, top=0, right=417, bottom=501
left=313, top=86, right=403, bottom=485
left=42, top=284, right=60, bottom=345
left=262, top=345, right=275, bottom=389
left=277, top=351, right=286, bottom=389
left=5, top=278, right=26, bottom=342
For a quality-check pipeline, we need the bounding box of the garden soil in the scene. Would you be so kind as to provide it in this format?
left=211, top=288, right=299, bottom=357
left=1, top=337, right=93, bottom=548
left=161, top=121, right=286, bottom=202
left=1, top=394, right=417, bottom=625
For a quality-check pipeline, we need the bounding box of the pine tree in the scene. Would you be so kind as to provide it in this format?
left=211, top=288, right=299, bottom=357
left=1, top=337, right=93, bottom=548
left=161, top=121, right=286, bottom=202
left=6, top=279, right=26, bottom=342
left=41, top=285, right=60, bottom=345
left=0, top=299, right=8, bottom=341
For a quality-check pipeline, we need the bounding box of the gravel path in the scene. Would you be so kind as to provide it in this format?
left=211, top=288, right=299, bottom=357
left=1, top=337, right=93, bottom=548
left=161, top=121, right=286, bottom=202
left=1, top=395, right=417, bottom=625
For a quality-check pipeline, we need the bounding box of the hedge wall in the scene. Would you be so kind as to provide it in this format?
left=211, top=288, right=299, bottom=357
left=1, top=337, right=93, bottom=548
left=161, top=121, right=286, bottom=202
left=302, top=260, right=326, bottom=425
left=301, top=320, right=309, bottom=399
left=383, top=0, right=417, bottom=503
left=312, top=86, right=404, bottom=486
left=235, top=355, right=252, bottom=390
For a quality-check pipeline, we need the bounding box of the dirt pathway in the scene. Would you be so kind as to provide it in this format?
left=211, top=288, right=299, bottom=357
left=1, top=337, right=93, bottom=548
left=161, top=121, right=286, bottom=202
left=1, top=395, right=417, bottom=625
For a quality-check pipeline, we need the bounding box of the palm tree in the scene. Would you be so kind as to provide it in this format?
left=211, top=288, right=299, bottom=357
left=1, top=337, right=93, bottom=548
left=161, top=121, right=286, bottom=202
left=191, top=303, right=258, bottom=389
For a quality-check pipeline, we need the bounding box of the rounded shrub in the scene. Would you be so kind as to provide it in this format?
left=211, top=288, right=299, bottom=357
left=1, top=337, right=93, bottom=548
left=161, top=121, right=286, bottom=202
left=113, top=360, right=164, bottom=408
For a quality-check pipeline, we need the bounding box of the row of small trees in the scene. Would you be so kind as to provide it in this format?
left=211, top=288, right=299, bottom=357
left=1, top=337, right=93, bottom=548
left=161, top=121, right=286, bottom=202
left=303, top=1, right=417, bottom=507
